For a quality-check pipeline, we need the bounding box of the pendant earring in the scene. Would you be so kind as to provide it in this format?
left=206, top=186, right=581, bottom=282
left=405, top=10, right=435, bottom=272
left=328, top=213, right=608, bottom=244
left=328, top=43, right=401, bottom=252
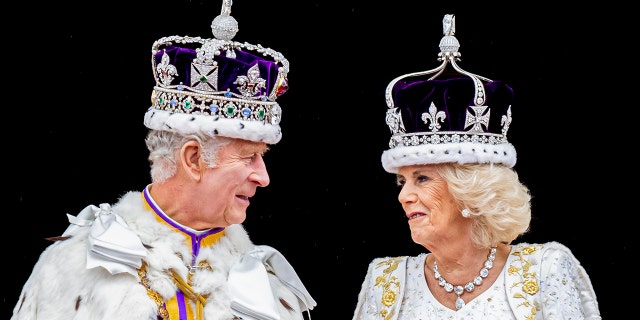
left=461, top=209, right=470, bottom=218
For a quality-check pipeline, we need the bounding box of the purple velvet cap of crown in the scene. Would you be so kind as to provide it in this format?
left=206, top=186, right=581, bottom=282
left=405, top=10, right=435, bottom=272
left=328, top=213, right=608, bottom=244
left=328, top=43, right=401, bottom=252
left=381, top=77, right=517, bottom=173
left=144, top=36, right=289, bottom=145
left=154, top=44, right=284, bottom=99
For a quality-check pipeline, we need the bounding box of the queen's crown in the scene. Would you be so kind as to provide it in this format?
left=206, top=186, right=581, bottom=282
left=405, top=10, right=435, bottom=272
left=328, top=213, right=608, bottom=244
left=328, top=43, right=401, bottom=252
left=381, top=14, right=517, bottom=173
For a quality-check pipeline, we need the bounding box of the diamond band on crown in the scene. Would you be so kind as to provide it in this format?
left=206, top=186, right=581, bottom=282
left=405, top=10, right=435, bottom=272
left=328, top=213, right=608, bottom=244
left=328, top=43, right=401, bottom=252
left=151, top=86, right=282, bottom=125
left=389, top=131, right=508, bottom=149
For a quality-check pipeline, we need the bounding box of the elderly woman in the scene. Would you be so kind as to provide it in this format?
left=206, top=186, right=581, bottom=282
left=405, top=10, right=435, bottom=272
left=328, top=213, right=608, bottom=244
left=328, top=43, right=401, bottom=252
left=352, top=15, right=600, bottom=320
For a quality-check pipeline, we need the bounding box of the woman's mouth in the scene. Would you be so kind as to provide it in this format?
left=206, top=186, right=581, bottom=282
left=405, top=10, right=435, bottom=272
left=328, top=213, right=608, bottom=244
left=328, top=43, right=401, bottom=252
left=408, top=213, right=426, bottom=220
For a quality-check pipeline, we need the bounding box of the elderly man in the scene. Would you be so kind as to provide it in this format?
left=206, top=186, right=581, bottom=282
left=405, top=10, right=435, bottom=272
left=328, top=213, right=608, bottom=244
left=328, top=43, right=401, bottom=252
left=11, top=1, right=315, bottom=319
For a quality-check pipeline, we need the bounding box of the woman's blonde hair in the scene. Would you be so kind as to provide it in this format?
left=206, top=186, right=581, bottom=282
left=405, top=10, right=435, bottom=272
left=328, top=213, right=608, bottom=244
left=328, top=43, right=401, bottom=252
left=436, top=163, right=532, bottom=247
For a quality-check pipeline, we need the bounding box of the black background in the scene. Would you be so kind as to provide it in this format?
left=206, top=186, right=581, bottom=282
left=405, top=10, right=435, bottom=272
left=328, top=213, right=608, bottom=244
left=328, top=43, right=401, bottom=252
left=5, top=1, right=628, bottom=319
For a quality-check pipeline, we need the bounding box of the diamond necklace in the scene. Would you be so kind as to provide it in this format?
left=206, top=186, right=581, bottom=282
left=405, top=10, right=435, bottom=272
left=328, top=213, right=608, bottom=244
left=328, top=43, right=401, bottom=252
left=433, top=247, right=497, bottom=310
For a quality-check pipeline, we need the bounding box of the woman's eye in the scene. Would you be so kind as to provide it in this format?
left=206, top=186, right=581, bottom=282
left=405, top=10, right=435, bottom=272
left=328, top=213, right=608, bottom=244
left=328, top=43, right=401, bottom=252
left=247, top=152, right=264, bottom=162
left=417, top=175, right=430, bottom=183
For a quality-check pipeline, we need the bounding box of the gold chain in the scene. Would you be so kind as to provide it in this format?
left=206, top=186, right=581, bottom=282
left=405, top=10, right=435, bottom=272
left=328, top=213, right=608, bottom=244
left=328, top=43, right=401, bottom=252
left=138, top=262, right=170, bottom=320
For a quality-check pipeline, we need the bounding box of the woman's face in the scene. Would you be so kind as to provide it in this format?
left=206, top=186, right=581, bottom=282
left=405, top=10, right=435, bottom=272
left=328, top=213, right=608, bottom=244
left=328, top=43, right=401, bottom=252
left=396, top=164, right=469, bottom=247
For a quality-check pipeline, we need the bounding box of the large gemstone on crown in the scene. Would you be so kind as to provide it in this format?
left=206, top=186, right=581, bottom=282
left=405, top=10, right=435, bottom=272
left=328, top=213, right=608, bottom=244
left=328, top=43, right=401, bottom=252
left=275, top=77, right=288, bottom=97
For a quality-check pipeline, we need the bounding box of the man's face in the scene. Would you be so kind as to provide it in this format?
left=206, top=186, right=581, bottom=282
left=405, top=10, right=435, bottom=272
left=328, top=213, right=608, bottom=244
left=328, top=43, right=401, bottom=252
left=197, top=139, right=270, bottom=228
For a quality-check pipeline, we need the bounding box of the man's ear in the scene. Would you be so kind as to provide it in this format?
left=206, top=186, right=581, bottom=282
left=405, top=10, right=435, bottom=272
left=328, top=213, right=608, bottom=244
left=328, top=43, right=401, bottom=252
left=180, top=140, right=204, bottom=181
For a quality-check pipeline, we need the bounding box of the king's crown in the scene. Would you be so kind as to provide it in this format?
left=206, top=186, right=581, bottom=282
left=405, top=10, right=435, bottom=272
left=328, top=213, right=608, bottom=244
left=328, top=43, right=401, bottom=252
left=144, top=0, right=290, bottom=145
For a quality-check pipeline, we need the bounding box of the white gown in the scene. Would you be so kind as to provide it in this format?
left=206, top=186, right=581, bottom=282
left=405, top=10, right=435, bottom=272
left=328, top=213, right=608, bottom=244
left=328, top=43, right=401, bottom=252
left=353, top=242, right=601, bottom=320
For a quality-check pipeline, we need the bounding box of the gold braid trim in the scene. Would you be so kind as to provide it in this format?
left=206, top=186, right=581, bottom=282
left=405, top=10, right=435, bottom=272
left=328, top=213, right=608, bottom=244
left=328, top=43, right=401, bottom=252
left=137, top=259, right=213, bottom=320
left=507, top=244, right=541, bottom=320
left=138, top=262, right=170, bottom=320
left=171, top=269, right=207, bottom=320
left=374, top=257, right=402, bottom=320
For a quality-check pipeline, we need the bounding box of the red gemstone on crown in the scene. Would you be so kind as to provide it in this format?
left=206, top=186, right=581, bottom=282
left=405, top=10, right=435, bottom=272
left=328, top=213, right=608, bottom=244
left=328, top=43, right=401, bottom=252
left=276, top=78, right=289, bottom=97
